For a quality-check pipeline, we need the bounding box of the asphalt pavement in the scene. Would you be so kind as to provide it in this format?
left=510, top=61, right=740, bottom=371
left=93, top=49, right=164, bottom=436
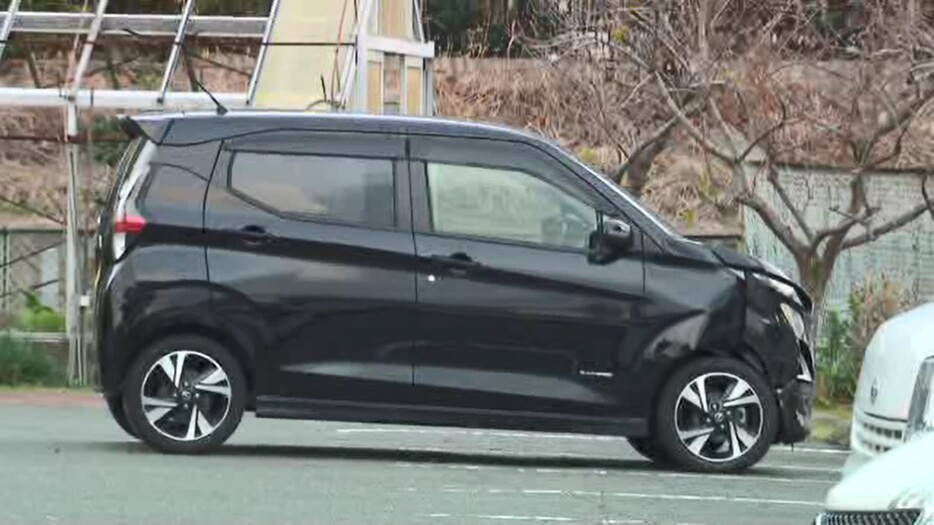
left=0, top=396, right=845, bottom=525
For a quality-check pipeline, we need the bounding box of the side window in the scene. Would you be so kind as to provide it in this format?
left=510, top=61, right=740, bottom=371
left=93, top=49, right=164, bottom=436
left=230, top=152, right=394, bottom=228
left=427, top=162, right=599, bottom=249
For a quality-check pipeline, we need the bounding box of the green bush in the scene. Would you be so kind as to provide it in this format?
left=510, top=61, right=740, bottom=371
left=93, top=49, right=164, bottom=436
left=15, top=292, right=65, bottom=333
left=0, top=337, right=64, bottom=386
left=815, top=276, right=912, bottom=407
left=816, top=311, right=857, bottom=407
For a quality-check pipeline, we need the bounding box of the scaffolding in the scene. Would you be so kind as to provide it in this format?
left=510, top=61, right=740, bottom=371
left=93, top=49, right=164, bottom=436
left=0, top=0, right=434, bottom=384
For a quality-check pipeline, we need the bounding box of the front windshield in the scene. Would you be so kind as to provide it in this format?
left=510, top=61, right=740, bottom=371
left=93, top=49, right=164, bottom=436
left=565, top=154, right=686, bottom=239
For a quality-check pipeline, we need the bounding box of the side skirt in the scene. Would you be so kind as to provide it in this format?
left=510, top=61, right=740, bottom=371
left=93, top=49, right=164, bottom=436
left=256, top=396, right=647, bottom=437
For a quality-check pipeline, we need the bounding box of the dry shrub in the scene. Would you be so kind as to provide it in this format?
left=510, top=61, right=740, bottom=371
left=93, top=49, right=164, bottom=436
left=0, top=109, right=62, bottom=164
left=641, top=148, right=739, bottom=234
left=847, top=276, right=914, bottom=369
left=435, top=58, right=611, bottom=152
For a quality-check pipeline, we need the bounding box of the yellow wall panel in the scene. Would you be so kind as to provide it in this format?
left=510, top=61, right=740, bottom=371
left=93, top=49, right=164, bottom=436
left=380, top=0, right=411, bottom=40
left=406, top=66, right=422, bottom=115
left=253, top=0, right=355, bottom=109
left=367, top=61, right=383, bottom=113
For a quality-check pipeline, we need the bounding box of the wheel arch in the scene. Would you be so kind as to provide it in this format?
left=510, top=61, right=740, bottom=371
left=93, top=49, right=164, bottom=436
left=121, top=319, right=256, bottom=405
left=645, top=344, right=770, bottom=438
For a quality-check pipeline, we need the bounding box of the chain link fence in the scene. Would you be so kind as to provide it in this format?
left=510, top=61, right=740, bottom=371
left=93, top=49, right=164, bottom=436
left=0, top=227, right=65, bottom=325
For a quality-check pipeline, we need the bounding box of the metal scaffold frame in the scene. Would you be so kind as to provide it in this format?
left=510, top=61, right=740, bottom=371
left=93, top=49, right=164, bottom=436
left=0, top=0, right=433, bottom=384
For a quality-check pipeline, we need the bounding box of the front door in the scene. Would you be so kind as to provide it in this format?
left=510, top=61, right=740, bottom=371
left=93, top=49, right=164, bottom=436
left=409, top=136, right=645, bottom=417
left=204, top=130, right=417, bottom=406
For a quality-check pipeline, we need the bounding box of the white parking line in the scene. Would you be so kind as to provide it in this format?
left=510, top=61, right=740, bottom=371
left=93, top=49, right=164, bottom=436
left=426, top=513, right=576, bottom=522
left=392, top=461, right=838, bottom=484
left=574, top=490, right=823, bottom=507
left=336, top=427, right=849, bottom=455
left=759, top=464, right=842, bottom=473
left=427, top=487, right=823, bottom=507
left=773, top=445, right=849, bottom=455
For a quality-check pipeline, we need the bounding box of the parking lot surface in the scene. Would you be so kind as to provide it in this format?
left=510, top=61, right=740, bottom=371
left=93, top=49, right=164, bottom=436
left=0, top=398, right=844, bottom=525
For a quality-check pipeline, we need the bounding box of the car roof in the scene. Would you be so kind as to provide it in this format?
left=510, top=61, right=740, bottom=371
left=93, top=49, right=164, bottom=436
left=127, top=111, right=551, bottom=148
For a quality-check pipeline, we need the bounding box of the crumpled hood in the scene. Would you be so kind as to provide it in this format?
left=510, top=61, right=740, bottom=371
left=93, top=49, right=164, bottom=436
left=827, top=432, right=934, bottom=519
left=707, top=245, right=812, bottom=309
left=855, top=302, right=934, bottom=420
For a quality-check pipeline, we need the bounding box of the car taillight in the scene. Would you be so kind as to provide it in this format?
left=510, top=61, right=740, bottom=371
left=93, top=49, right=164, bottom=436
left=114, top=214, right=146, bottom=234
left=112, top=212, right=146, bottom=260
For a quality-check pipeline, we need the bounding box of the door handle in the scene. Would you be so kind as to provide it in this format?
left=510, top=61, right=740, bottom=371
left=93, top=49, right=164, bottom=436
left=238, top=225, right=274, bottom=246
left=429, top=252, right=479, bottom=271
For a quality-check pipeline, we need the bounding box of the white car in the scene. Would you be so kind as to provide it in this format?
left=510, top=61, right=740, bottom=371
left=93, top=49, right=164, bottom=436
left=817, top=432, right=934, bottom=524
left=845, top=302, right=934, bottom=474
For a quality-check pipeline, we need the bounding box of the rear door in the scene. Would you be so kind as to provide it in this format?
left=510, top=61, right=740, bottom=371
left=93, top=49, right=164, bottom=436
left=409, top=136, right=645, bottom=418
left=204, top=130, right=417, bottom=406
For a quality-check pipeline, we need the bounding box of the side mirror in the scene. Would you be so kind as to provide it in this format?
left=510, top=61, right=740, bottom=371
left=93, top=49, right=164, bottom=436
left=589, top=217, right=634, bottom=262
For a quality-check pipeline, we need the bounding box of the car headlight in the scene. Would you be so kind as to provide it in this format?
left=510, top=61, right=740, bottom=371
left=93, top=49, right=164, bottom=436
left=780, top=303, right=807, bottom=341
left=905, top=357, right=934, bottom=442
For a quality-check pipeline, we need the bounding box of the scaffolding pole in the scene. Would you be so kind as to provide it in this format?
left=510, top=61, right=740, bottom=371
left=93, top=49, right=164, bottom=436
left=0, top=12, right=264, bottom=38
left=157, top=0, right=196, bottom=103
left=355, top=0, right=375, bottom=111
left=246, top=0, right=281, bottom=105
left=0, top=0, right=22, bottom=62
left=0, top=88, right=248, bottom=109
left=65, top=0, right=109, bottom=385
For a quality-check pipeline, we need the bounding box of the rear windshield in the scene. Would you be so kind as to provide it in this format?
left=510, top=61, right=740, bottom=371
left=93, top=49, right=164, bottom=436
left=103, top=137, right=145, bottom=213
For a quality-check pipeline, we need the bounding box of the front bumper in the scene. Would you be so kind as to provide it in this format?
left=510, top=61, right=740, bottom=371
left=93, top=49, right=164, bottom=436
left=815, top=509, right=922, bottom=525
left=778, top=378, right=815, bottom=443
left=843, top=409, right=908, bottom=476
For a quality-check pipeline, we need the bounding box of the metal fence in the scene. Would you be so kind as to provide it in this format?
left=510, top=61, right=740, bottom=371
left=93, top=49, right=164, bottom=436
left=0, top=228, right=65, bottom=324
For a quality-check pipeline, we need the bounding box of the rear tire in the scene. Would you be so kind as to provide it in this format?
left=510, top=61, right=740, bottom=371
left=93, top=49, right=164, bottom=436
left=123, top=335, right=246, bottom=454
left=654, top=357, right=778, bottom=473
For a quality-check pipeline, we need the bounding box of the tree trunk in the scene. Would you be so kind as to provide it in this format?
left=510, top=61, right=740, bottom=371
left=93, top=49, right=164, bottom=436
left=796, top=249, right=840, bottom=341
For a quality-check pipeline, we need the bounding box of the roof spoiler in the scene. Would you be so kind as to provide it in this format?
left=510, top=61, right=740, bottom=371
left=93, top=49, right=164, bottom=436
left=119, top=115, right=170, bottom=145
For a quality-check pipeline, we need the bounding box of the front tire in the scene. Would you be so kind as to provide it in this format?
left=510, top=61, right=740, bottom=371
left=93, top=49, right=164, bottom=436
left=655, top=357, right=778, bottom=473
left=626, top=437, right=666, bottom=464
left=105, top=394, right=137, bottom=439
left=123, top=335, right=246, bottom=454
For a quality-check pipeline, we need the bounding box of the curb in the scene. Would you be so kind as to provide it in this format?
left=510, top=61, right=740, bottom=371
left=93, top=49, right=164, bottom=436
left=808, top=410, right=852, bottom=447
left=0, top=390, right=104, bottom=408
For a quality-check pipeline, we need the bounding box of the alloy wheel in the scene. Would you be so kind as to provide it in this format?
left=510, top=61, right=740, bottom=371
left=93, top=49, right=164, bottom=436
left=139, top=350, right=232, bottom=442
left=674, top=372, right=763, bottom=463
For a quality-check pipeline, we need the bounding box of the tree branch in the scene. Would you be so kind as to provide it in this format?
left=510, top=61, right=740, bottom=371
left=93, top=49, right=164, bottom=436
left=737, top=98, right=790, bottom=164
left=840, top=175, right=934, bottom=250
left=0, top=195, right=65, bottom=225
left=765, top=162, right=814, bottom=242
left=812, top=206, right=879, bottom=248
left=657, top=74, right=737, bottom=164
left=611, top=115, right=679, bottom=183
left=923, top=173, right=934, bottom=221
left=737, top=191, right=807, bottom=256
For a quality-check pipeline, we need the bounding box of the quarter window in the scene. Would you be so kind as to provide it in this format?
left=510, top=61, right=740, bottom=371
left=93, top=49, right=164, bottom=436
left=427, top=162, right=598, bottom=249
left=230, top=152, right=394, bottom=228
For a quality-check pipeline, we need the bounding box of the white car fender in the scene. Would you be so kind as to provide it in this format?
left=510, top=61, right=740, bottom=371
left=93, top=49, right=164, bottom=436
left=826, top=432, right=934, bottom=520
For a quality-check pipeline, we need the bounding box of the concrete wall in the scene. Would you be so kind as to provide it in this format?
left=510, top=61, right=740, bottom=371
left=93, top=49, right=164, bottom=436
left=744, top=165, right=934, bottom=315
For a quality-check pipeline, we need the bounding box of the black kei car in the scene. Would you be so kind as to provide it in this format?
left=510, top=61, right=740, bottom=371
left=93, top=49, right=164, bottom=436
left=94, top=112, right=814, bottom=473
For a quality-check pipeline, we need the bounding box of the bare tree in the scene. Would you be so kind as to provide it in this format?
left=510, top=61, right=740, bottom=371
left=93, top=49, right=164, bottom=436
left=532, top=0, right=934, bottom=316
left=525, top=1, right=697, bottom=197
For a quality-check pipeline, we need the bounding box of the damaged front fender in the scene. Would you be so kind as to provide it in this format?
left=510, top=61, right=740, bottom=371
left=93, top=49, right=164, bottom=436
left=631, top=243, right=814, bottom=443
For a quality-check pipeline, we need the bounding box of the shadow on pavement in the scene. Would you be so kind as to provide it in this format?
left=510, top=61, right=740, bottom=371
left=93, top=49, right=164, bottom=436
left=74, top=441, right=838, bottom=480
left=85, top=440, right=655, bottom=471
